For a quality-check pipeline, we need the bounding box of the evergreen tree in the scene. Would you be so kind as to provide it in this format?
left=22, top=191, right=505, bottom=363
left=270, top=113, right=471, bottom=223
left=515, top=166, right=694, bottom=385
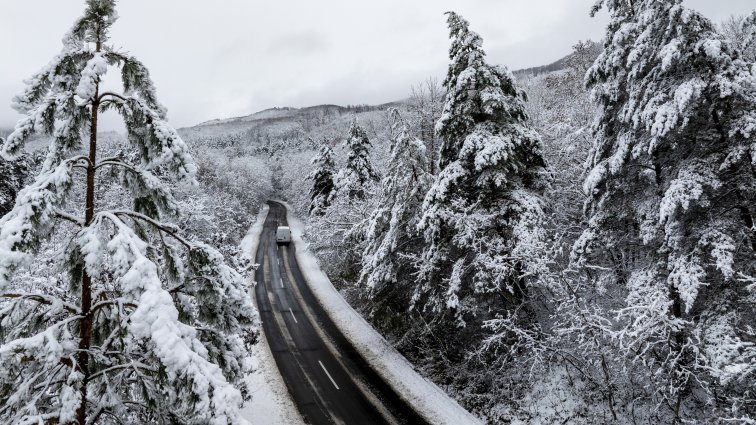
left=0, top=1, right=256, bottom=424
left=308, top=142, right=336, bottom=215
left=0, top=148, right=29, bottom=217
left=574, top=0, right=756, bottom=420
left=417, top=12, right=547, bottom=327
left=338, top=119, right=378, bottom=200
left=360, top=109, right=432, bottom=301
left=745, top=11, right=756, bottom=62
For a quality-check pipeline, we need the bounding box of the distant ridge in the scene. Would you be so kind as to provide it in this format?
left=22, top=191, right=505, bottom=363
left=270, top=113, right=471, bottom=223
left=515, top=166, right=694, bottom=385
left=192, top=101, right=403, bottom=129
left=513, top=56, right=568, bottom=78
left=513, top=40, right=601, bottom=78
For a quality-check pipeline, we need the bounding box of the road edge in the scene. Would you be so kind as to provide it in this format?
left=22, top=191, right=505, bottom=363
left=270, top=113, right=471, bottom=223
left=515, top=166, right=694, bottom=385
left=239, top=204, right=306, bottom=425
left=277, top=200, right=484, bottom=425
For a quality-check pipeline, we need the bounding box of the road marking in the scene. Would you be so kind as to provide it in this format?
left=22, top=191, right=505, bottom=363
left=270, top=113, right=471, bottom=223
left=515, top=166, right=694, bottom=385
left=280, top=277, right=284, bottom=288
left=288, top=308, right=298, bottom=324
left=318, top=360, right=340, bottom=390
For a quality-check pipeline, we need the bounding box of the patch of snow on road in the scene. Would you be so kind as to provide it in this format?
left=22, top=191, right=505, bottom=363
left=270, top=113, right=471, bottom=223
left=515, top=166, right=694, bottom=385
left=239, top=204, right=305, bottom=425
left=281, top=201, right=483, bottom=425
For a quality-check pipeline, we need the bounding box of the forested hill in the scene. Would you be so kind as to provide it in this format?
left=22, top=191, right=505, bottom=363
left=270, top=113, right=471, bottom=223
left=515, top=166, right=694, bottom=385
left=513, top=39, right=601, bottom=77
left=180, top=102, right=403, bottom=142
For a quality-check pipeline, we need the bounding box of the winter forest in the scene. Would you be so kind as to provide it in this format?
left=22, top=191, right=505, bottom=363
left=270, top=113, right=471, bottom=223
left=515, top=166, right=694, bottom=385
left=1, top=0, right=755, bottom=424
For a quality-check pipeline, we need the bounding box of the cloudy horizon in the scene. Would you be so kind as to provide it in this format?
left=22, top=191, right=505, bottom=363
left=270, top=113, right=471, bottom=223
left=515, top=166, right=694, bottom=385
left=1, top=0, right=753, bottom=131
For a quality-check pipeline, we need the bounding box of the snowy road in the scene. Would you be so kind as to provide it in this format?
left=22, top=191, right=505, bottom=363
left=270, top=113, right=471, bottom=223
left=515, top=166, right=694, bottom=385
left=254, top=201, right=428, bottom=425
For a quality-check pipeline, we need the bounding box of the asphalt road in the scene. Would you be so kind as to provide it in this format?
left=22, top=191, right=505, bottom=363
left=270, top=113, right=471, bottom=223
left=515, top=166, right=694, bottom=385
left=253, top=201, right=429, bottom=425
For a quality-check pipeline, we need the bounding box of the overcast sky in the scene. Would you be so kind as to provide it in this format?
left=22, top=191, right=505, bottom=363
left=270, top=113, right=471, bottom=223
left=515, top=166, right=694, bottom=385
left=1, top=0, right=753, bottom=131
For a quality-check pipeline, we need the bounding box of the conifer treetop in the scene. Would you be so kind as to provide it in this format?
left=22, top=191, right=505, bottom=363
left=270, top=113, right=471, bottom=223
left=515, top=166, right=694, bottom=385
left=339, top=118, right=378, bottom=200
left=2, top=0, right=195, bottom=184
left=309, top=142, right=337, bottom=215
left=437, top=12, right=533, bottom=166
left=742, top=10, right=756, bottom=60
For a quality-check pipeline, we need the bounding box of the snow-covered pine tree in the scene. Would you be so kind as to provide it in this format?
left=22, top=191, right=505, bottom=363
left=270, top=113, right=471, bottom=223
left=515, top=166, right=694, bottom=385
left=0, top=149, right=29, bottom=217
left=308, top=142, right=336, bottom=215
left=338, top=119, right=378, bottom=200
left=360, top=109, right=432, bottom=303
left=574, top=0, right=756, bottom=420
left=744, top=11, right=756, bottom=62
left=0, top=1, right=256, bottom=424
left=416, top=12, right=547, bottom=329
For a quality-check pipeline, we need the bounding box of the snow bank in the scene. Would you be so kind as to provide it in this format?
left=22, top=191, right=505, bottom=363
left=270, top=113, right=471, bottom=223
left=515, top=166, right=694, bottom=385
left=239, top=204, right=268, bottom=260
left=240, top=331, right=304, bottom=425
left=239, top=205, right=305, bottom=425
left=281, top=201, right=483, bottom=425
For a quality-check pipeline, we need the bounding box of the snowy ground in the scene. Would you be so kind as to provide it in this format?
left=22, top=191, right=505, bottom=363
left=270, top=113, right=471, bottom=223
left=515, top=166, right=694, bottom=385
left=239, top=205, right=305, bottom=425
left=239, top=331, right=305, bottom=425
left=281, top=201, right=483, bottom=425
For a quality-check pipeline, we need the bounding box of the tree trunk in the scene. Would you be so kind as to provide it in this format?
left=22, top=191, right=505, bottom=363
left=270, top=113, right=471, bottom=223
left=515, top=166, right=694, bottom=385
left=76, top=40, right=101, bottom=425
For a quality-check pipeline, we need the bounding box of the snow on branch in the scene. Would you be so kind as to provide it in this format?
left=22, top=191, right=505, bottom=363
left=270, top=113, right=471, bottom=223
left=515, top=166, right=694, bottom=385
left=11, top=48, right=91, bottom=115
left=0, top=159, right=76, bottom=289
left=97, top=159, right=181, bottom=219
left=117, top=97, right=198, bottom=184
left=75, top=51, right=108, bottom=100
left=94, top=212, right=248, bottom=424
left=1, top=96, right=56, bottom=161
left=118, top=54, right=167, bottom=116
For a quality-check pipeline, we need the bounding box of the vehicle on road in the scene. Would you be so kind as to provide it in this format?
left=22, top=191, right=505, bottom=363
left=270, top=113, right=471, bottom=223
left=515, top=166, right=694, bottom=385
left=276, top=226, right=291, bottom=245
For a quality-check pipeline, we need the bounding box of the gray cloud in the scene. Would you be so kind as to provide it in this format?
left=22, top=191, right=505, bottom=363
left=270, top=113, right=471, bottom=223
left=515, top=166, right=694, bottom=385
left=266, top=30, right=331, bottom=56
left=1, top=0, right=753, bottom=131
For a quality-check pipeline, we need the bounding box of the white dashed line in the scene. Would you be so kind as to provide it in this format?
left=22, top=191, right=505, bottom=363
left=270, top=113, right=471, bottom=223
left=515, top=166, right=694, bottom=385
left=280, top=277, right=284, bottom=288
left=318, top=360, right=340, bottom=390
left=289, top=308, right=298, bottom=324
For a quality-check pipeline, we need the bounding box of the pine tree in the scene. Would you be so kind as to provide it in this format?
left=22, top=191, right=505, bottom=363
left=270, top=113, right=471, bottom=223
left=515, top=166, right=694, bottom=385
left=417, top=12, right=547, bottom=327
left=308, top=142, right=336, bottom=215
left=0, top=1, right=256, bottom=424
left=360, top=109, right=432, bottom=300
left=338, top=119, right=378, bottom=200
left=574, top=0, right=756, bottom=420
left=0, top=149, right=29, bottom=217
left=744, top=11, right=756, bottom=62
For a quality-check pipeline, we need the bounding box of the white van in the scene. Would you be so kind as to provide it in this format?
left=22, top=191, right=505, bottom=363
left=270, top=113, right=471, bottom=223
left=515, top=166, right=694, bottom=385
left=276, top=226, right=291, bottom=245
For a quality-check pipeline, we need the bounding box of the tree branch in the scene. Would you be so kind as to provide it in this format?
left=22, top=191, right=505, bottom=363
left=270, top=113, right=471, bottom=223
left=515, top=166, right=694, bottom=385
left=97, top=91, right=128, bottom=103
left=55, top=209, right=84, bottom=226
left=0, top=293, right=80, bottom=314
left=107, top=210, right=192, bottom=249
left=94, top=159, right=138, bottom=172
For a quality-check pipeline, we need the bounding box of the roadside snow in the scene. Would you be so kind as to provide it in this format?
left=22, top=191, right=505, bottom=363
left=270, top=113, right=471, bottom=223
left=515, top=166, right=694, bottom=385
left=239, top=205, right=305, bottom=425
left=240, top=331, right=304, bottom=425
left=239, top=205, right=268, bottom=259
left=281, top=201, right=484, bottom=425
